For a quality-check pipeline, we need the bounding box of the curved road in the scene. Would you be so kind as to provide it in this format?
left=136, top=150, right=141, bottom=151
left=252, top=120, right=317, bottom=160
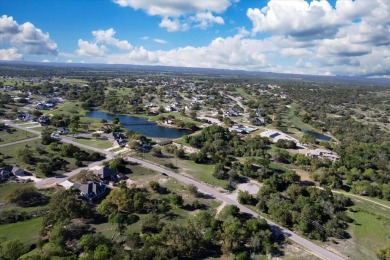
left=124, top=156, right=344, bottom=260
left=5, top=120, right=344, bottom=260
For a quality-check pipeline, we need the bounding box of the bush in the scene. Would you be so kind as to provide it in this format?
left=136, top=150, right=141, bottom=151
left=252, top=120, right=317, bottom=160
left=6, top=187, right=49, bottom=207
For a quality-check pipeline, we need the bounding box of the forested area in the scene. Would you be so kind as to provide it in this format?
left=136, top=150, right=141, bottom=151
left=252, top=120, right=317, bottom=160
left=280, top=83, right=390, bottom=200
left=3, top=185, right=279, bottom=259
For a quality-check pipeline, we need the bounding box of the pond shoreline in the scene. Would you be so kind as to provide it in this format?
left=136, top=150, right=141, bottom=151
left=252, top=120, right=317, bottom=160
left=85, top=110, right=193, bottom=139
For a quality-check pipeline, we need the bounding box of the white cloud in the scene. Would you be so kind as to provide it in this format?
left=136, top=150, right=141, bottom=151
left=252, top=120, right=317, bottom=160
left=92, top=28, right=132, bottom=51
left=280, top=48, right=313, bottom=58
left=76, top=39, right=108, bottom=57
left=0, top=15, right=58, bottom=55
left=153, top=38, right=168, bottom=44
left=114, top=0, right=234, bottom=31
left=66, top=59, right=73, bottom=63
left=42, top=59, right=50, bottom=62
left=192, top=12, right=224, bottom=29
left=247, top=0, right=341, bottom=39
left=75, top=29, right=132, bottom=57
left=243, top=0, right=390, bottom=77
left=97, top=33, right=269, bottom=71
left=71, top=0, right=390, bottom=77
left=0, top=48, right=23, bottom=60
left=159, top=17, right=188, bottom=32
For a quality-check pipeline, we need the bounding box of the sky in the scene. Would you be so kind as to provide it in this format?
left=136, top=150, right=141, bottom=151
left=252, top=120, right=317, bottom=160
left=0, top=0, right=389, bottom=77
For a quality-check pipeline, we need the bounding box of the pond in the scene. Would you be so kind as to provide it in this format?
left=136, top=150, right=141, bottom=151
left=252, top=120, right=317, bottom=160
left=86, top=110, right=192, bottom=139
left=301, top=129, right=331, bottom=141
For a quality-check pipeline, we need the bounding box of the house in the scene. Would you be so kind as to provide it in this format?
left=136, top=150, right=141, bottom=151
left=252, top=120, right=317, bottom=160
left=58, top=180, right=77, bottom=190
left=306, top=149, right=340, bottom=162
left=79, top=181, right=107, bottom=202
left=90, top=165, right=118, bottom=180
left=112, top=132, right=127, bottom=146
left=0, top=165, right=24, bottom=181
left=57, top=127, right=69, bottom=135
left=254, top=117, right=265, bottom=126
left=38, top=116, right=50, bottom=125
left=165, top=105, right=175, bottom=112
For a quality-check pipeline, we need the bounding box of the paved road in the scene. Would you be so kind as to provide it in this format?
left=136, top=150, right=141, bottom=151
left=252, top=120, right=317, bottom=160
left=4, top=120, right=345, bottom=260
left=124, top=156, right=345, bottom=260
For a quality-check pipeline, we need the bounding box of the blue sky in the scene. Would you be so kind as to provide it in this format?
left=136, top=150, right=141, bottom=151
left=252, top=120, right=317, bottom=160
left=0, top=0, right=389, bottom=77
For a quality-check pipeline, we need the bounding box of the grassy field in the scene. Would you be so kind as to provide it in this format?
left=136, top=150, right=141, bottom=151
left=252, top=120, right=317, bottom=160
left=47, top=101, right=89, bottom=117
left=0, top=217, right=43, bottom=245
left=73, top=137, right=113, bottom=149
left=132, top=150, right=230, bottom=189
left=0, top=182, right=34, bottom=201
left=344, top=208, right=390, bottom=259
left=0, top=127, right=37, bottom=145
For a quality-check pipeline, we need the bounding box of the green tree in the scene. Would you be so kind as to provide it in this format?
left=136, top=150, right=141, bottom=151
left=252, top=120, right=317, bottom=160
left=0, top=239, right=26, bottom=260
left=94, top=244, right=110, bottom=260
left=16, top=146, right=34, bottom=164
left=41, top=128, right=53, bottom=145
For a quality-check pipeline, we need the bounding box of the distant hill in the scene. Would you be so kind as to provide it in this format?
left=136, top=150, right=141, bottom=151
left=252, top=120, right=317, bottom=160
left=0, top=60, right=389, bottom=86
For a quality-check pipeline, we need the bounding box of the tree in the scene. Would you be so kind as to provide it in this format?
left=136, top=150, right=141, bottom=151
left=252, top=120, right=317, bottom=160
left=78, top=233, right=111, bottom=253
left=0, top=239, right=26, bottom=260
left=69, top=115, right=80, bottom=136
left=187, top=184, right=199, bottom=197
left=149, top=181, right=161, bottom=193
left=6, top=186, right=48, bottom=207
left=112, top=116, right=120, bottom=124
left=94, top=244, right=110, bottom=260
left=168, top=194, right=184, bottom=207
left=16, top=147, right=34, bottom=164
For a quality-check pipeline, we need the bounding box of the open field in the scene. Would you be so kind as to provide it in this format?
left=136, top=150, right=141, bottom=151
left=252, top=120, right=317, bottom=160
left=45, top=101, right=89, bottom=117
left=130, top=150, right=230, bottom=189
left=0, top=127, right=37, bottom=145
left=343, top=208, right=390, bottom=260
left=0, top=182, right=34, bottom=201
left=73, top=137, right=113, bottom=149
left=0, top=217, right=43, bottom=245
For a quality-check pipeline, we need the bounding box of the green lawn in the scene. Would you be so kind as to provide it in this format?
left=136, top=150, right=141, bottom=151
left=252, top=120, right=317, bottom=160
left=0, top=217, right=43, bottom=245
left=346, top=208, right=390, bottom=259
left=73, top=138, right=113, bottom=149
left=48, top=101, right=88, bottom=117
left=0, top=127, right=37, bottom=145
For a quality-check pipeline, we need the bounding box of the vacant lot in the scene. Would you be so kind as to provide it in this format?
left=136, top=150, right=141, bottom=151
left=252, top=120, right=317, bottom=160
left=0, top=127, right=37, bottom=145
